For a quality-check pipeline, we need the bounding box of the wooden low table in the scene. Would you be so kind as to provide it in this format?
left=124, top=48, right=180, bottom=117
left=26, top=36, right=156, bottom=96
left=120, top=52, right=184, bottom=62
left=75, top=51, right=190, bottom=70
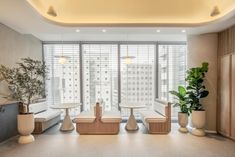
left=51, top=103, right=81, bottom=131
left=120, top=102, right=146, bottom=131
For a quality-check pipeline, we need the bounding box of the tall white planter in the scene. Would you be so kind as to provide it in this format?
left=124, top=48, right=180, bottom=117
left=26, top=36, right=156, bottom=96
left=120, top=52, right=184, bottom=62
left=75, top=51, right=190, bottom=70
left=17, top=113, right=35, bottom=144
left=191, top=110, right=206, bottom=136
left=178, top=112, right=188, bottom=133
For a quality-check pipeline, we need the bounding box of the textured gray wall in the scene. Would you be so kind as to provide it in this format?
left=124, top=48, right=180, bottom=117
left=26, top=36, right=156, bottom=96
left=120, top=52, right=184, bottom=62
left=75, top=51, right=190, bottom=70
left=0, top=23, right=42, bottom=102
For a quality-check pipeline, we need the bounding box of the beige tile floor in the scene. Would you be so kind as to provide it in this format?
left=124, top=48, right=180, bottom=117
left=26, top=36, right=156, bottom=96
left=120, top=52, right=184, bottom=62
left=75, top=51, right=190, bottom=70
left=0, top=123, right=235, bottom=157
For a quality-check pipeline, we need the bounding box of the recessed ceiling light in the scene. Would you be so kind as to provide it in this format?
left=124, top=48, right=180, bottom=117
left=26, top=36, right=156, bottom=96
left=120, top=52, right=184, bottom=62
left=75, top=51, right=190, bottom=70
left=181, top=30, right=186, bottom=33
left=75, top=29, right=80, bottom=33
left=156, top=30, right=161, bottom=33
left=102, top=29, right=107, bottom=33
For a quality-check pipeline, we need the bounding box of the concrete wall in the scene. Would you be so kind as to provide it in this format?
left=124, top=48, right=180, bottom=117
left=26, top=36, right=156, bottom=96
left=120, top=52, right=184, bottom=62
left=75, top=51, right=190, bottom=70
left=187, top=34, right=218, bottom=132
left=0, top=23, right=42, bottom=102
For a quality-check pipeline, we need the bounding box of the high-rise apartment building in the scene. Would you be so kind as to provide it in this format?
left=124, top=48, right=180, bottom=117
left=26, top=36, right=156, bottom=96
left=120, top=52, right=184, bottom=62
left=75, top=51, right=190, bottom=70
left=158, top=44, right=187, bottom=117
left=120, top=64, right=155, bottom=116
left=82, top=44, right=118, bottom=111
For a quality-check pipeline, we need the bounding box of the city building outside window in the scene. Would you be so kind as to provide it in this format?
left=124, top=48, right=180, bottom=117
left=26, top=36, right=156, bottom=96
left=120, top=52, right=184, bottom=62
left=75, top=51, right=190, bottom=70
left=43, top=42, right=187, bottom=118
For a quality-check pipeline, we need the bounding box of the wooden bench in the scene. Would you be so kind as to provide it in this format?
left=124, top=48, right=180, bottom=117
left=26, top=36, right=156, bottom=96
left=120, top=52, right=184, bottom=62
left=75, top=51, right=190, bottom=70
left=139, top=99, right=171, bottom=134
left=74, top=103, right=122, bottom=135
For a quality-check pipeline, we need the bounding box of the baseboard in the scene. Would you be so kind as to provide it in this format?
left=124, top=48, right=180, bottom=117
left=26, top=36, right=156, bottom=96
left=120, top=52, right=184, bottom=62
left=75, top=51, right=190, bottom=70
left=187, top=125, right=217, bottom=134
left=205, top=130, right=217, bottom=134
left=0, top=135, right=19, bottom=145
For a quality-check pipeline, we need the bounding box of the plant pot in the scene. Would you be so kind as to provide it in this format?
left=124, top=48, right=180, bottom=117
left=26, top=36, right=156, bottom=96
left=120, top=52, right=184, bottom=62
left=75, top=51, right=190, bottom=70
left=17, top=113, right=35, bottom=144
left=191, top=110, right=206, bottom=136
left=178, top=112, right=188, bottom=133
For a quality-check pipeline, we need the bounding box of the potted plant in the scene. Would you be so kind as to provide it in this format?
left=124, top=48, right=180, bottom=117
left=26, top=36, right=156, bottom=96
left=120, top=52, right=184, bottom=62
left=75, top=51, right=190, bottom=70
left=0, top=58, right=46, bottom=144
left=170, top=85, right=190, bottom=133
left=186, top=62, right=209, bottom=136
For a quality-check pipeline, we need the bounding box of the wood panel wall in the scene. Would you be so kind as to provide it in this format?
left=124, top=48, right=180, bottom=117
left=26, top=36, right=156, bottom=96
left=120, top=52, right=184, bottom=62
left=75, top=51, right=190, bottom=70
left=218, top=56, right=231, bottom=137
left=218, top=24, right=235, bottom=140
left=218, top=25, right=235, bottom=56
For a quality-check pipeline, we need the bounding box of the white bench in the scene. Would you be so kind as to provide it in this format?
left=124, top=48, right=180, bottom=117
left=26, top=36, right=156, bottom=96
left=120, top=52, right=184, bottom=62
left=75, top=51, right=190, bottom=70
left=29, top=102, right=62, bottom=134
left=139, top=99, right=171, bottom=134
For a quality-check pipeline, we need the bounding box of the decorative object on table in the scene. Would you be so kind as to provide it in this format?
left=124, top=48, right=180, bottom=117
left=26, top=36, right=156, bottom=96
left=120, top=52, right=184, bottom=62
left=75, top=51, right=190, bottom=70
left=186, top=62, right=209, bottom=136
left=170, top=85, right=190, bottom=133
left=0, top=58, right=47, bottom=144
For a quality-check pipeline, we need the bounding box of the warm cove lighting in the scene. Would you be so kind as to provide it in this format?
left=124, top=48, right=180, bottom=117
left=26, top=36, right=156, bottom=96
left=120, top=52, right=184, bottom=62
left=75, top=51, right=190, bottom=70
left=27, top=0, right=235, bottom=26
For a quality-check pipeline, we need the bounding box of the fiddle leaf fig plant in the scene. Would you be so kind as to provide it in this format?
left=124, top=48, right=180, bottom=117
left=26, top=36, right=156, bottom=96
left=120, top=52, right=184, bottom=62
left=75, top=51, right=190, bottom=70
left=0, top=58, right=46, bottom=113
left=186, top=62, right=209, bottom=111
left=169, top=85, right=190, bottom=115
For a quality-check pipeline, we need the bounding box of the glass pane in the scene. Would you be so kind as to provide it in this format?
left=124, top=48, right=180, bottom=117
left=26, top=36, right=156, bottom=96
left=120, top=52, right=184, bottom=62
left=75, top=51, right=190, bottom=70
left=158, top=44, right=187, bottom=117
left=120, top=44, right=156, bottom=117
left=44, top=44, right=81, bottom=117
left=82, top=44, right=118, bottom=111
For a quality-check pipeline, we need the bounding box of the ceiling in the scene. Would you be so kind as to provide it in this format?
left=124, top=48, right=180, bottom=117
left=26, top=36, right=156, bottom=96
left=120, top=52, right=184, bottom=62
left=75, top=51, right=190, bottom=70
left=28, top=0, right=235, bottom=26
left=0, top=0, right=235, bottom=41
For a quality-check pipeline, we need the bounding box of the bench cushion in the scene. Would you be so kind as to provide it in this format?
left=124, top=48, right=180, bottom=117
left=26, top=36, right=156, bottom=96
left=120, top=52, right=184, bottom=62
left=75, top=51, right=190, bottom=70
left=139, top=110, right=166, bottom=123
left=29, top=102, right=48, bottom=114
left=34, top=109, right=62, bottom=122
left=74, top=111, right=96, bottom=123
left=101, top=111, right=122, bottom=123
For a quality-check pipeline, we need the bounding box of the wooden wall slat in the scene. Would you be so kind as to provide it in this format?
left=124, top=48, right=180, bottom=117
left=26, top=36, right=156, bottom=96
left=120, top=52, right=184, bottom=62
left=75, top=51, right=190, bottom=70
left=218, top=25, right=235, bottom=56
left=218, top=24, right=235, bottom=140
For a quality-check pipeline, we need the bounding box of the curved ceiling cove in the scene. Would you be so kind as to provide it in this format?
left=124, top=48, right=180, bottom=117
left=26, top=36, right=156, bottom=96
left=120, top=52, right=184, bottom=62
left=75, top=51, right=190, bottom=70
left=27, top=0, right=235, bottom=26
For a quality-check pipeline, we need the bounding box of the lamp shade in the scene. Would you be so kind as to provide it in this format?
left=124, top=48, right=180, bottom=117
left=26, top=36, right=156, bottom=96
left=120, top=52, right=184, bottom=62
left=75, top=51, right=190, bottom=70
left=58, top=57, right=67, bottom=64
left=121, top=56, right=135, bottom=64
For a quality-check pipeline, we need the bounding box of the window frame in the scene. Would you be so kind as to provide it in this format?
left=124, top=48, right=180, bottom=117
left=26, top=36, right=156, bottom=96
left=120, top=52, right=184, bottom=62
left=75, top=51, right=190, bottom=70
left=42, top=41, right=186, bottom=112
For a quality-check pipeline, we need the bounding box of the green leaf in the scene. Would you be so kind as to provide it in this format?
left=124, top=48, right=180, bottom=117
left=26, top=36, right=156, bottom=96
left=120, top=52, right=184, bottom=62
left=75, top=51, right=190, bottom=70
left=185, top=62, right=209, bottom=111
left=201, top=62, right=209, bottom=72
left=178, top=86, right=186, bottom=96
left=199, top=90, right=209, bottom=98
left=169, top=90, right=180, bottom=97
left=0, top=58, right=47, bottom=112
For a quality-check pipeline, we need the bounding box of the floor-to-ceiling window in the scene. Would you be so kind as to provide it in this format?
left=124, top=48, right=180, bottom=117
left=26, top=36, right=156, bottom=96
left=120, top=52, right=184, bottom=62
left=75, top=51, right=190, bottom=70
left=120, top=44, right=155, bottom=116
left=82, top=44, right=118, bottom=111
left=43, top=44, right=81, bottom=116
left=43, top=42, right=187, bottom=118
left=158, top=44, right=187, bottom=117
